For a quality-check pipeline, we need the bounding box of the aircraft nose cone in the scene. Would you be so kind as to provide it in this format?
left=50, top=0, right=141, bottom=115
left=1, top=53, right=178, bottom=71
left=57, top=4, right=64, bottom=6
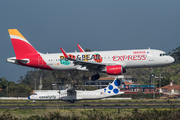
left=28, top=96, right=30, bottom=100
left=170, top=56, right=175, bottom=63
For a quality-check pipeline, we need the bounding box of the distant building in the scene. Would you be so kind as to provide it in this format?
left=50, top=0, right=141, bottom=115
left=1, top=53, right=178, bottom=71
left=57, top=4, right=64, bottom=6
left=85, top=75, right=156, bottom=92
left=160, top=82, right=180, bottom=95
left=85, top=75, right=134, bottom=89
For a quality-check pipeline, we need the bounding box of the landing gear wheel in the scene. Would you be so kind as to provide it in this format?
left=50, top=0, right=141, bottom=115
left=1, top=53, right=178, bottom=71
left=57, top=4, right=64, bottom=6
left=95, top=74, right=100, bottom=80
left=91, top=74, right=100, bottom=81
left=71, top=100, right=74, bottom=103
left=91, top=75, right=96, bottom=81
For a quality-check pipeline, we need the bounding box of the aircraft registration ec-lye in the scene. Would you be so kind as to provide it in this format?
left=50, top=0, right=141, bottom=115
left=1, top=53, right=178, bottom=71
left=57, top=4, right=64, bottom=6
left=7, top=29, right=175, bottom=80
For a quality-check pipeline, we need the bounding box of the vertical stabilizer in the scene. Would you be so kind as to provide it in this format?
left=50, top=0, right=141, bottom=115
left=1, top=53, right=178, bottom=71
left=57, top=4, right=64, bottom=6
left=101, top=77, right=122, bottom=94
left=8, top=29, right=38, bottom=59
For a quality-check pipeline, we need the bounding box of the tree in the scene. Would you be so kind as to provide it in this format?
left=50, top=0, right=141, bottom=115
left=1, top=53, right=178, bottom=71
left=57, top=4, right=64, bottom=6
left=0, top=77, right=8, bottom=89
left=6, top=82, right=33, bottom=97
left=156, top=72, right=172, bottom=87
left=169, top=46, right=180, bottom=62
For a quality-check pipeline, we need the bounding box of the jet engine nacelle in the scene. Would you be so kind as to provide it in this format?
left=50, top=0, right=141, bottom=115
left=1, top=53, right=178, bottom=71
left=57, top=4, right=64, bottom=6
left=106, top=65, right=126, bottom=75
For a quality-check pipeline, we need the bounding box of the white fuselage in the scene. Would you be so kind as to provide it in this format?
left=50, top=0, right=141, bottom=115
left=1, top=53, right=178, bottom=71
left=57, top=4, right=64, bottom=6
left=7, top=29, right=175, bottom=76
left=28, top=90, right=124, bottom=101
left=28, top=77, right=124, bottom=102
left=39, top=49, right=174, bottom=71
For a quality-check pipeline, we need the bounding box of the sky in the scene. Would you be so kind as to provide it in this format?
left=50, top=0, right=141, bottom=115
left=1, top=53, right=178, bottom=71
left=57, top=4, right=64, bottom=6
left=0, top=0, right=180, bottom=83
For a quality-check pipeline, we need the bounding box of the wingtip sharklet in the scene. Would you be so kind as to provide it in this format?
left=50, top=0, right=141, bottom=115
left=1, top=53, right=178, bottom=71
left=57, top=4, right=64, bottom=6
left=60, top=48, right=68, bottom=58
left=77, top=44, right=85, bottom=52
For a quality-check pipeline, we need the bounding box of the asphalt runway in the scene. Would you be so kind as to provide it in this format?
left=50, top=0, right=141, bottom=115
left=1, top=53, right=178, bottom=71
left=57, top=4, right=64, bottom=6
left=1, top=100, right=180, bottom=109
left=1, top=101, right=180, bottom=105
left=0, top=105, right=180, bottom=109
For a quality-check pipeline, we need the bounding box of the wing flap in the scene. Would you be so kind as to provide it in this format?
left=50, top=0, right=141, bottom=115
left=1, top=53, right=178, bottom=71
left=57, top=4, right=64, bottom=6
left=73, top=60, right=106, bottom=70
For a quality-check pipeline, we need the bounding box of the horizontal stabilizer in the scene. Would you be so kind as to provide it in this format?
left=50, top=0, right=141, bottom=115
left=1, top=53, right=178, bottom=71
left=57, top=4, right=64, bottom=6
left=6, top=57, right=29, bottom=64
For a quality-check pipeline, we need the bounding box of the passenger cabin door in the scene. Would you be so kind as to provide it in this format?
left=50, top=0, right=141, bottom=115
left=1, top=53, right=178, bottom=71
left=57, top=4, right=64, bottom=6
left=149, top=51, right=154, bottom=61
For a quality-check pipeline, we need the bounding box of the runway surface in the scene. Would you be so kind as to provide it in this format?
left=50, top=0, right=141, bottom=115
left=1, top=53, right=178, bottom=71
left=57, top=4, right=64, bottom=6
left=1, top=100, right=180, bottom=109
left=1, top=101, right=180, bottom=105
left=0, top=105, right=180, bottom=109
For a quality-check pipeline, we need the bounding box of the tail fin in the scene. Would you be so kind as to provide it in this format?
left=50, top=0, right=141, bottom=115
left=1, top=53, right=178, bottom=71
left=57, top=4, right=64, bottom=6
left=8, top=29, right=38, bottom=59
left=102, top=77, right=122, bottom=94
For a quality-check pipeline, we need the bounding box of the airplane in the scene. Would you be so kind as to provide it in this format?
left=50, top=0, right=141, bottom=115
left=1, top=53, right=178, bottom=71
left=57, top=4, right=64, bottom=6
left=28, top=77, right=124, bottom=103
left=7, top=29, right=175, bottom=81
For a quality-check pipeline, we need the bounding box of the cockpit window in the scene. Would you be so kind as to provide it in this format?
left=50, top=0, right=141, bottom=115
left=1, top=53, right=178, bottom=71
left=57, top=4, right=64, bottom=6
left=160, top=53, right=168, bottom=56
left=32, top=93, right=37, bottom=95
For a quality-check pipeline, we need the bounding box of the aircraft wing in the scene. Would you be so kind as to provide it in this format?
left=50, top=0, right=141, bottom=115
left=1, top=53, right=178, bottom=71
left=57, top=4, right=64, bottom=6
left=73, top=59, right=106, bottom=70
left=60, top=48, right=106, bottom=70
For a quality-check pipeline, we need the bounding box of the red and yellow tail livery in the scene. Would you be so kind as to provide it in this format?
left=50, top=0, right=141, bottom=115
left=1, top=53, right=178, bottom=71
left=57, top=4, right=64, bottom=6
left=8, top=29, right=38, bottom=59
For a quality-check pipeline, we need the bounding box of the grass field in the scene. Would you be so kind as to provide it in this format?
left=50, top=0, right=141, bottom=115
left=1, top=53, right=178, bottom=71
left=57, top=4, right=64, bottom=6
left=0, top=99, right=180, bottom=119
left=0, top=99, right=179, bottom=103
left=1, top=107, right=180, bottom=120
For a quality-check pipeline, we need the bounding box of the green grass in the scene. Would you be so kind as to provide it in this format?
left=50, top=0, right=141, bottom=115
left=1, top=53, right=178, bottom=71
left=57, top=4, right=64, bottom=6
left=1, top=108, right=180, bottom=119
left=0, top=108, right=133, bottom=118
left=0, top=99, right=179, bottom=103
left=0, top=99, right=180, bottom=108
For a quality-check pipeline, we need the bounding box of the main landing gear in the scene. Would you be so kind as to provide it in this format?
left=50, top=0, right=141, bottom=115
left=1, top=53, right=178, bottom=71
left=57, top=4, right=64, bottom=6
left=71, top=100, right=74, bottom=103
left=91, top=74, right=100, bottom=81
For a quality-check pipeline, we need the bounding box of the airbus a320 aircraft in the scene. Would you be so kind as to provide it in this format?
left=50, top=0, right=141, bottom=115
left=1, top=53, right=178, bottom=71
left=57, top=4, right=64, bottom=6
left=28, top=77, right=124, bottom=103
left=7, top=29, right=174, bottom=80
